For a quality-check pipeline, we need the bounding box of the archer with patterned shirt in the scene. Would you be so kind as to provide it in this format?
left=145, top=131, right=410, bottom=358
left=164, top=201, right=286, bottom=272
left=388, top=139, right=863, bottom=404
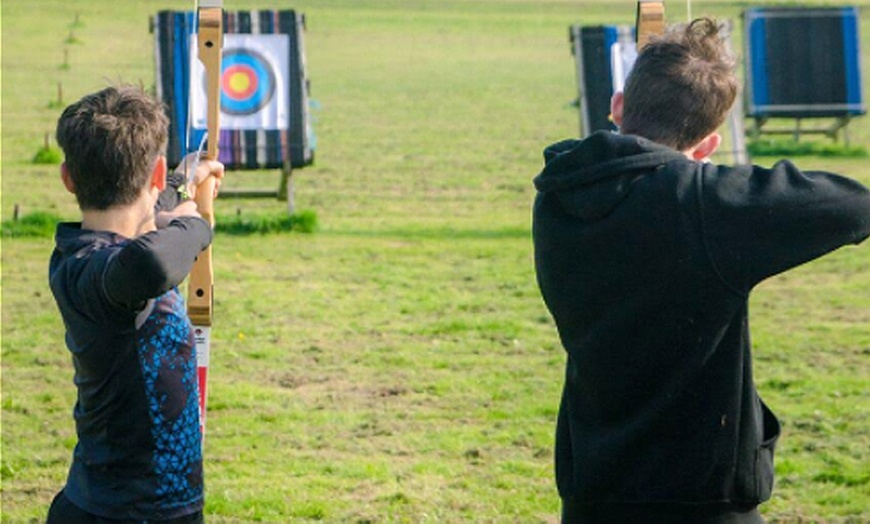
left=47, top=85, right=223, bottom=523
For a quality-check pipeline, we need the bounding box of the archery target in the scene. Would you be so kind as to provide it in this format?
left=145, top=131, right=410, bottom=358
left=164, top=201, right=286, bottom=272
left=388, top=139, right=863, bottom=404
left=190, top=33, right=290, bottom=130
left=220, top=49, right=275, bottom=115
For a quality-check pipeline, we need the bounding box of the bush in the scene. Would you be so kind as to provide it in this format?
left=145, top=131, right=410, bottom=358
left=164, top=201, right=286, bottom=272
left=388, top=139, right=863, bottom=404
left=747, top=139, right=868, bottom=158
left=32, top=146, right=63, bottom=165
left=215, top=209, right=318, bottom=235
left=2, top=212, right=62, bottom=238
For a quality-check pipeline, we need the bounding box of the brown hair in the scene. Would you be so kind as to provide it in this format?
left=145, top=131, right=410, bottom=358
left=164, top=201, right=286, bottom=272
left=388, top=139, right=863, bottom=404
left=621, top=18, right=738, bottom=150
left=56, top=85, right=169, bottom=210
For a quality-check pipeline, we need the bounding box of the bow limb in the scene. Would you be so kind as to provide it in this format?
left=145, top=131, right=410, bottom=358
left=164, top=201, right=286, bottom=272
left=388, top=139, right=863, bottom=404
left=188, top=0, right=223, bottom=439
left=635, top=0, right=665, bottom=50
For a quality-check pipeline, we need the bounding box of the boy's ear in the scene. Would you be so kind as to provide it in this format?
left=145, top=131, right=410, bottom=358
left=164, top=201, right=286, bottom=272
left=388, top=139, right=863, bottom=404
left=691, top=132, right=722, bottom=161
left=610, top=91, right=625, bottom=127
left=60, top=163, right=76, bottom=194
left=151, top=156, right=168, bottom=192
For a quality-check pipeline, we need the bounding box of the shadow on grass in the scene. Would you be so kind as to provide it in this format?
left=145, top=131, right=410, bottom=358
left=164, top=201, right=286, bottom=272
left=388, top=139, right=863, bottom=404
left=331, top=226, right=530, bottom=241
left=2, top=210, right=319, bottom=237
left=2, top=211, right=529, bottom=240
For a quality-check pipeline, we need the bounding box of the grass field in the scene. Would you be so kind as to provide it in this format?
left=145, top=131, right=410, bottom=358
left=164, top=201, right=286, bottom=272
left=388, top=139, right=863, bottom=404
left=3, top=0, right=870, bottom=521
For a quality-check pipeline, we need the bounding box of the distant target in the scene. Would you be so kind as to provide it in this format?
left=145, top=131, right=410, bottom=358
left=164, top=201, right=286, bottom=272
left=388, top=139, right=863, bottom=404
left=219, top=49, right=276, bottom=116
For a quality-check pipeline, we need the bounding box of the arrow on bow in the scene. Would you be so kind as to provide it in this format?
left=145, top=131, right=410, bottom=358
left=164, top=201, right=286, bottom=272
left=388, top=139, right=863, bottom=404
left=188, top=0, right=223, bottom=440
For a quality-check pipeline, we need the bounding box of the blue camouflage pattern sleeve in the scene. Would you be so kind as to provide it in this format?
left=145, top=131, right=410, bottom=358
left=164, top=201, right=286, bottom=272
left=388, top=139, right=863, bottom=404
left=135, top=288, right=203, bottom=509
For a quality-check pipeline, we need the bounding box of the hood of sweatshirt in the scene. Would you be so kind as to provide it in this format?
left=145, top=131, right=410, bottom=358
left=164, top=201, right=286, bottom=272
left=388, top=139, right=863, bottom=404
left=533, top=131, right=687, bottom=222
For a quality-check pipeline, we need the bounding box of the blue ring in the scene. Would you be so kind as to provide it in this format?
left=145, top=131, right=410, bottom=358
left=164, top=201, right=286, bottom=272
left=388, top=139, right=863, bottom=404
left=219, top=49, right=276, bottom=116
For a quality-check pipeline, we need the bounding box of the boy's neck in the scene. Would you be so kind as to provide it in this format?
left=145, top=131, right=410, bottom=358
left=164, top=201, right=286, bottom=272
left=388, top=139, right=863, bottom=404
left=81, top=198, right=156, bottom=238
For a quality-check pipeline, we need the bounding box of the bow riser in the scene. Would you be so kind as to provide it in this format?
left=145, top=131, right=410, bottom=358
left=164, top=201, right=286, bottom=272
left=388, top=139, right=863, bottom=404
left=196, top=5, right=223, bottom=162
left=636, top=0, right=665, bottom=50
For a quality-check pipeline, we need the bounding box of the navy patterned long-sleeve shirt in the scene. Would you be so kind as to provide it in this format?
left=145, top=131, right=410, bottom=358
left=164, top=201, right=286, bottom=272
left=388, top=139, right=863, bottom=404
left=49, top=183, right=213, bottom=520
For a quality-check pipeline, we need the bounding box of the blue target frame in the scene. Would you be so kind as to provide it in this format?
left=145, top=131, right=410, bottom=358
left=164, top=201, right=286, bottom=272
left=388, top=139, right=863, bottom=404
left=744, top=6, right=865, bottom=118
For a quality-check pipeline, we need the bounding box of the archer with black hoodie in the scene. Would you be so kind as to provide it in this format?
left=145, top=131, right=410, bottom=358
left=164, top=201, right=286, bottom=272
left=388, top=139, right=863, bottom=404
left=532, top=19, right=870, bottom=523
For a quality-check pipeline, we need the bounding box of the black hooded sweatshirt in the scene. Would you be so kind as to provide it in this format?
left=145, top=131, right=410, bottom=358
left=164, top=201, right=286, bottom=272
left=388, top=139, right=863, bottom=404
left=532, top=131, right=870, bottom=517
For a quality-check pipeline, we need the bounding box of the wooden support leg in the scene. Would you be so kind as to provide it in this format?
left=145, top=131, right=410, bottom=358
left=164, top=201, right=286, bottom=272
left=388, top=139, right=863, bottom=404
left=278, top=158, right=295, bottom=215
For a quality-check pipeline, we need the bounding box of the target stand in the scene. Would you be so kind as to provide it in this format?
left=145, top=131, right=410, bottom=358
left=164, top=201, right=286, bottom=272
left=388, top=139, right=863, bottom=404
left=152, top=10, right=315, bottom=212
left=743, top=6, right=865, bottom=145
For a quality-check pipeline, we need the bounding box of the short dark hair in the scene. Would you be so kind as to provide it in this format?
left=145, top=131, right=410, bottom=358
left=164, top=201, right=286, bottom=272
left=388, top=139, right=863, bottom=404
left=621, top=18, right=738, bottom=150
left=56, top=85, right=169, bottom=210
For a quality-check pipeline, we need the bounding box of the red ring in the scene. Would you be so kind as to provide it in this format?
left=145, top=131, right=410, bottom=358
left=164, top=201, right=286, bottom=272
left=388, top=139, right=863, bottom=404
left=221, top=64, right=259, bottom=100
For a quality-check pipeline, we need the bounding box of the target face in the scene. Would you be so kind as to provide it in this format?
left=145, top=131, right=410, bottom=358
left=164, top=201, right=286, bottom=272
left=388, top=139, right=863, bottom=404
left=219, top=49, right=276, bottom=116
left=189, top=33, right=289, bottom=130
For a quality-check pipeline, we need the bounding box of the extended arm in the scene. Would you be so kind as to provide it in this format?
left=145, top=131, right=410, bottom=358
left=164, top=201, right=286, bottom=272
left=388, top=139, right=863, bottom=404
left=103, top=217, right=213, bottom=311
left=701, top=161, right=870, bottom=290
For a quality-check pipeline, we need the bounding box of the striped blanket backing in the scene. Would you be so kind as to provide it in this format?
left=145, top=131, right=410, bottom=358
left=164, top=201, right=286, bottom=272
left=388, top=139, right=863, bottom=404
left=152, top=10, right=315, bottom=170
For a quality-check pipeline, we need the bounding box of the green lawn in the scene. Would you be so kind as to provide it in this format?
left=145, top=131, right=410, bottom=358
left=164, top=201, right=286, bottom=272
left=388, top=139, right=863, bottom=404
left=3, top=1, right=870, bottom=521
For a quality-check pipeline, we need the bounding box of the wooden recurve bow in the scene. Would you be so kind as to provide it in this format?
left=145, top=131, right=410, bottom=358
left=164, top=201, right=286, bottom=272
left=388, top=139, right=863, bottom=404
left=188, top=0, right=223, bottom=440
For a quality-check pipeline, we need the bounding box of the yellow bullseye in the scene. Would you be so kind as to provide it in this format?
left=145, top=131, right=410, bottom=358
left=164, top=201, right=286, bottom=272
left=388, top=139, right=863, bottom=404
left=228, top=72, right=251, bottom=94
